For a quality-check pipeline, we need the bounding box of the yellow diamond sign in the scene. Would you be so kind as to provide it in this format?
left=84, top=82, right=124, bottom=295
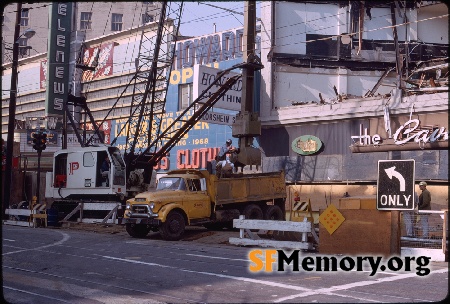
left=319, top=204, right=345, bottom=235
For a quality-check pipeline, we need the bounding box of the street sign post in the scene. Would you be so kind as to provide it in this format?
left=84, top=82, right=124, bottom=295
left=377, top=160, right=415, bottom=210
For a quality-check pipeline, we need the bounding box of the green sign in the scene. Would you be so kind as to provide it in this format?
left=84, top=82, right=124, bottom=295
left=45, top=3, right=72, bottom=118
left=291, top=135, right=322, bottom=155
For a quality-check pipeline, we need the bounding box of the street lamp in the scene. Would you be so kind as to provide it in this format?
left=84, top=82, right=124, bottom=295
left=3, top=1, right=36, bottom=218
left=20, top=28, right=36, bottom=39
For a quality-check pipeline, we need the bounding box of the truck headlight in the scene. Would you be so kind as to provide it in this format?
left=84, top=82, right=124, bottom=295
left=126, top=202, right=131, bottom=210
left=149, top=202, right=155, bottom=210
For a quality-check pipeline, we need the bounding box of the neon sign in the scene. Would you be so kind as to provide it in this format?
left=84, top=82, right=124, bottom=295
left=351, top=119, right=448, bottom=147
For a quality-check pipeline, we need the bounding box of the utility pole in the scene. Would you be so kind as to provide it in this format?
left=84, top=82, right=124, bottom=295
left=232, top=1, right=263, bottom=168
left=3, top=3, right=22, bottom=218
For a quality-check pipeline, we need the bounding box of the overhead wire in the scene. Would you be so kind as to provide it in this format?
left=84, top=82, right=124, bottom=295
left=3, top=7, right=447, bottom=68
left=3, top=3, right=447, bottom=92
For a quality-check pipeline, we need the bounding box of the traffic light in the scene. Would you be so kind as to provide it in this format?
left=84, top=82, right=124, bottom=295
left=40, top=133, right=47, bottom=151
left=32, top=132, right=47, bottom=151
left=32, top=132, right=40, bottom=150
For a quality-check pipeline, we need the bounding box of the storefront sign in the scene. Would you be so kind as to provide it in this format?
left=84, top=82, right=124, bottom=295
left=200, top=111, right=236, bottom=125
left=27, top=130, right=58, bottom=145
left=393, top=119, right=448, bottom=145
left=193, top=65, right=242, bottom=111
left=351, top=120, right=448, bottom=147
left=292, top=135, right=322, bottom=155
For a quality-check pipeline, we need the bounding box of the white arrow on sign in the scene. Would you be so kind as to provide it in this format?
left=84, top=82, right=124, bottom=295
left=384, top=166, right=406, bottom=191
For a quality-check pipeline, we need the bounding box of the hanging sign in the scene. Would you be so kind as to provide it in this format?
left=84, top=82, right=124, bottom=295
left=291, top=135, right=322, bottom=155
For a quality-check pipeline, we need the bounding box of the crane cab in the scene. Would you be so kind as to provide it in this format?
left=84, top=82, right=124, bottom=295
left=45, top=146, right=126, bottom=201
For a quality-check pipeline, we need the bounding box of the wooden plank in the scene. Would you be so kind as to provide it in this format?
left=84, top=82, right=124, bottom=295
left=5, top=209, right=31, bottom=216
left=82, top=203, right=120, bottom=210
left=319, top=209, right=400, bottom=256
left=229, top=237, right=313, bottom=250
left=101, top=206, right=119, bottom=224
left=233, top=219, right=311, bottom=232
left=80, top=218, right=115, bottom=224
left=62, top=203, right=82, bottom=221
left=3, top=220, right=31, bottom=227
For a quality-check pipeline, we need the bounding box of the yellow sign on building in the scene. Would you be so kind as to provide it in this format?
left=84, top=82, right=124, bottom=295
left=319, top=204, right=345, bottom=235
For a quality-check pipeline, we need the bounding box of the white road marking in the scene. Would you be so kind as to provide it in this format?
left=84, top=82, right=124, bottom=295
left=102, top=255, right=311, bottom=292
left=274, top=268, right=448, bottom=303
left=3, top=238, right=16, bottom=242
left=3, top=286, right=72, bottom=303
left=2, top=231, right=71, bottom=255
left=102, top=255, right=447, bottom=303
left=185, top=253, right=247, bottom=261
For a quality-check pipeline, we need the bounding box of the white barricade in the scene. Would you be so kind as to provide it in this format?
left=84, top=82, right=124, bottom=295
left=229, top=215, right=318, bottom=250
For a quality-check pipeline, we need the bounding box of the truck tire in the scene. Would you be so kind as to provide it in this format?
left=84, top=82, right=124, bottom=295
left=126, top=223, right=151, bottom=238
left=264, top=205, right=284, bottom=221
left=242, top=204, right=263, bottom=220
left=160, top=210, right=185, bottom=241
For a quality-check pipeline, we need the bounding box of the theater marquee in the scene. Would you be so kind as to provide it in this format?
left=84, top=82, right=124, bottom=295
left=350, top=116, right=448, bottom=153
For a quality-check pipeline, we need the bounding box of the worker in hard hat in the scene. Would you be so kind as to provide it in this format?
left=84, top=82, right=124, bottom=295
left=418, top=181, right=431, bottom=238
left=216, top=139, right=236, bottom=176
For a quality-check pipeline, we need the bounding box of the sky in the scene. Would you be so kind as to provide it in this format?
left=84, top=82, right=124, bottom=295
left=179, top=1, right=260, bottom=37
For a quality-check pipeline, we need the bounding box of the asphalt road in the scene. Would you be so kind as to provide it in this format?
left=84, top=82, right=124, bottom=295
left=2, top=224, right=448, bottom=303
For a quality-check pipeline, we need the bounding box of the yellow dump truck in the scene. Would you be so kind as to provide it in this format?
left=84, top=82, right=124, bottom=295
left=122, top=169, right=287, bottom=240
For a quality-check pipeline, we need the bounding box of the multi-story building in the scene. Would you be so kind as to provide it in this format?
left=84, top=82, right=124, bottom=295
left=258, top=1, right=448, bottom=210
left=2, top=2, right=161, bottom=62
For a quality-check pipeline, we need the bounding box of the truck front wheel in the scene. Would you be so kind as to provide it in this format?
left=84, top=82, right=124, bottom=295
left=160, top=210, right=185, bottom=241
left=126, top=223, right=151, bottom=238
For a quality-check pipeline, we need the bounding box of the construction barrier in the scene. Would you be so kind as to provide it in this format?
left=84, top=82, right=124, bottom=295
left=61, top=202, right=121, bottom=225
left=400, top=209, right=448, bottom=262
left=4, top=197, right=47, bottom=228
left=229, top=215, right=318, bottom=250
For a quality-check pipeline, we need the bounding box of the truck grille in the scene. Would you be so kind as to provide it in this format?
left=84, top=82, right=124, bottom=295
left=132, top=204, right=149, bottom=214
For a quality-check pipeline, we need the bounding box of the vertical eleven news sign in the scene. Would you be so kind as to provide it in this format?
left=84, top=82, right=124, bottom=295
left=44, top=2, right=72, bottom=130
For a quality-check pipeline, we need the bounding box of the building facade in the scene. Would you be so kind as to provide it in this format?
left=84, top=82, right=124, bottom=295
left=258, top=1, right=448, bottom=210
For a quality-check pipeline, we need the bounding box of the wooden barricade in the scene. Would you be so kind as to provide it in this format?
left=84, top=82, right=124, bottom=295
left=229, top=215, right=318, bottom=250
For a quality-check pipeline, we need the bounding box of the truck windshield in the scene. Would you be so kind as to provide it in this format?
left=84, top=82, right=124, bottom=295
left=157, top=177, right=186, bottom=191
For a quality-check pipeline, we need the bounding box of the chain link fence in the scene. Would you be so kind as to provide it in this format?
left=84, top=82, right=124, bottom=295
left=401, top=210, right=448, bottom=251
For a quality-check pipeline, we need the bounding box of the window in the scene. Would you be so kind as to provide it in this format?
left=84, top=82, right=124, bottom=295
left=187, top=179, right=202, bottom=192
left=111, top=13, right=123, bottom=31
left=20, top=9, right=29, bottom=27
left=83, top=152, right=95, bottom=167
left=80, top=12, right=92, bottom=30
left=142, top=13, right=154, bottom=24
left=18, top=38, right=29, bottom=57
left=179, top=83, right=193, bottom=110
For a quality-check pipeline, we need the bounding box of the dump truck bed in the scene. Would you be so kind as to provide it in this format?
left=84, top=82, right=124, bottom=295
left=210, top=171, right=286, bottom=205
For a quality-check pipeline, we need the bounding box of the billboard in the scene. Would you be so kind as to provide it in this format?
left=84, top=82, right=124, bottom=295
left=193, top=65, right=242, bottom=111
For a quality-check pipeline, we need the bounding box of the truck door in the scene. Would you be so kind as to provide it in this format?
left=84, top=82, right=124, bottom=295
left=185, top=178, right=210, bottom=219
